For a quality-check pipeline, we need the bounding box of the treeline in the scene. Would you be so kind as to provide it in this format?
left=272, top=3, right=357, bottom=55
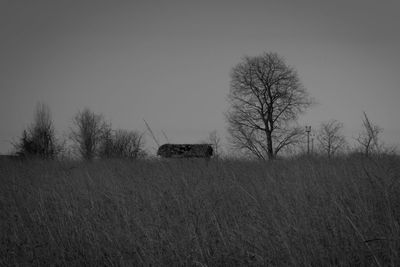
left=225, top=51, right=395, bottom=160
left=296, top=112, right=390, bottom=158
left=12, top=103, right=145, bottom=160
left=8, top=102, right=395, bottom=161
left=8, top=51, right=398, bottom=161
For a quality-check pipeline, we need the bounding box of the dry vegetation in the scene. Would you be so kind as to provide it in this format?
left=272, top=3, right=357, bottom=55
left=1, top=155, right=400, bottom=266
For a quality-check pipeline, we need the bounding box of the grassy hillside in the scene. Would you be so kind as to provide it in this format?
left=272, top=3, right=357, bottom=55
left=1, top=156, right=399, bottom=266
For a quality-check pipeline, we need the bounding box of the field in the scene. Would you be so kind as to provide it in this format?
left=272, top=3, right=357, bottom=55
left=1, top=155, right=400, bottom=266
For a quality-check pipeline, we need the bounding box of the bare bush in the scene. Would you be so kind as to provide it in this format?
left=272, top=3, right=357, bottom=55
left=99, top=129, right=146, bottom=159
left=13, top=103, right=61, bottom=158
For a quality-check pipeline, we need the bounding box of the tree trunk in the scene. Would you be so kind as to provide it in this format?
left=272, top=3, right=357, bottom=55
left=266, top=130, right=274, bottom=160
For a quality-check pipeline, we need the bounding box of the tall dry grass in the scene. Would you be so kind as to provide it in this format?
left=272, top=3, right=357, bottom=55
left=1, top=155, right=399, bottom=266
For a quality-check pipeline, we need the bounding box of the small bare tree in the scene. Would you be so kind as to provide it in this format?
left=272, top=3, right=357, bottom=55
left=207, top=130, right=222, bottom=158
left=14, top=103, right=61, bottom=158
left=97, top=126, right=114, bottom=159
left=70, top=108, right=110, bottom=160
left=99, top=129, right=146, bottom=159
left=317, top=120, right=347, bottom=158
left=355, top=112, right=382, bottom=157
left=226, top=52, right=313, bottom=160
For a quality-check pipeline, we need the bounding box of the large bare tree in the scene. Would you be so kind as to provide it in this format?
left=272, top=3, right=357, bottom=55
left=226, top=52, right=313, bottom=160
left=316, top=119, right=347, bottom=158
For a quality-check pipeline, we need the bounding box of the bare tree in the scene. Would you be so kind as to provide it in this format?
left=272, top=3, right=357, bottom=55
left=316, top=120, right=347, bottom=158
left=207, top=130, right=222, bottom=158
left=99, top=129, right=146, bottom=159
left=14, top=103, right=61, bottom=158
left=226, top=52, right=313, bottom=160
left=70, top=108, right=110, bottom=160
left=97, top=126, right=114, bottom=159
left=355, top=112, right=383, bottom=157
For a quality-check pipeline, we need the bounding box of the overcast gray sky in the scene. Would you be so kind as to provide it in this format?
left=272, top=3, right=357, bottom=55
left=1, top=0, right=399, bottom=154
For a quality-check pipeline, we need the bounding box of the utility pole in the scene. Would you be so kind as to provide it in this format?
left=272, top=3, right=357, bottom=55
left=305, top=126, right=311, bottom=154
left=311, top=134, right=314, bottom=154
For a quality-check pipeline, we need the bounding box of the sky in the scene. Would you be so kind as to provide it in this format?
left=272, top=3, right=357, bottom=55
left=1, top=0, right=399, bottom=154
